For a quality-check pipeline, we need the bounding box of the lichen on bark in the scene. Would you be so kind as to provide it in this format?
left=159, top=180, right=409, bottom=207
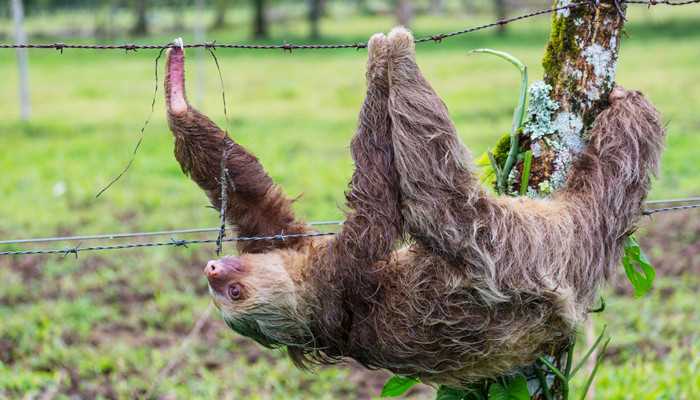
left=517, top=0, right=626, bottom=196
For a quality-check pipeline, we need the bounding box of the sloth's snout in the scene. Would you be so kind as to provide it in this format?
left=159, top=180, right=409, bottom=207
left=205, top=257, right=243, bottom=293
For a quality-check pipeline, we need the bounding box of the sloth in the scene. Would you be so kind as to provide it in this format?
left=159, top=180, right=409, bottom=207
left=164, top=28, right=665, bottom=387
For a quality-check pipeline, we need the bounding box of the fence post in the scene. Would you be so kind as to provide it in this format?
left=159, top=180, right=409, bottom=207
left=11, top=0, right=31, bottom=121
left=518, top=0, right=627, bottom=196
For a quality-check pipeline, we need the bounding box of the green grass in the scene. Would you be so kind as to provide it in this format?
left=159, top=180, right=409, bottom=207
left=1, top=5, right=699, bottom=399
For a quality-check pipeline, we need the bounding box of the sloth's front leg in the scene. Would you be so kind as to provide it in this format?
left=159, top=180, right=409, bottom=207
left=165, top=44, right=309, bottom=254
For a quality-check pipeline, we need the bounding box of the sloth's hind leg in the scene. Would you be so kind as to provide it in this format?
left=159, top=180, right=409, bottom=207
left=330, top=33, right=402, bottom=264
left=303, top=34, right=403, bottom=361
left=387, top=27, right=480, bottom=258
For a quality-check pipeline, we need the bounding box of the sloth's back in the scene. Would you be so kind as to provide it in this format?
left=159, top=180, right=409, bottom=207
left=347, top=245, right=574, bottom=387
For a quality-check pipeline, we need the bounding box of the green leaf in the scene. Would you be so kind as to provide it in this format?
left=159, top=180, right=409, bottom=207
left=519, top=150, right=533, bottom=196
left=578, top=337, right=611, bottom=400
left=469, top=49, right=528, bottom=196
left=436, top=385, right=470, bottom=400
left=476, top=151, right=497, bottom=186
left=570, top=325, right=607, bottom=378
left=622, top=235, right=656, bottom=297
left=469, top=49, right=528, bottom=133
left=488, top=376, right=529, bottom=400
left=505, top=376, right=530, bottom=400
left=381, top=375, right=420, bottom=397
left=488, top=383, right=508, bottom=400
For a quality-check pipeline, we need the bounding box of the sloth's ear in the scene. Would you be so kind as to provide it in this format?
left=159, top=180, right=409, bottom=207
left=165, top=39, right=189, bottom=116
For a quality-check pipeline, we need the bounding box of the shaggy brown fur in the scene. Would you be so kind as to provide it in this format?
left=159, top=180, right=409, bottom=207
left=165, top=28, right=666, bottom=387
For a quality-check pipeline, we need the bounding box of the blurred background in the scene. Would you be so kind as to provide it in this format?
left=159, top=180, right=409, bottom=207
left=1, top=1, right=699, bottom=399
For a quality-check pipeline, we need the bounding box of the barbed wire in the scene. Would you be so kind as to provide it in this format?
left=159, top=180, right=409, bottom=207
left=645, top=197, right=700, bottom=205
left=642, top=203, right=700, bottom=215
left=1, top=202, right=698, bottom=256
left=1, top=1, right=697, bottom=52
left=0, top=220, right=344, bottom=245
left=3, top=198, right=697, bottom=247
left=0, top=231, right=337, bottom=257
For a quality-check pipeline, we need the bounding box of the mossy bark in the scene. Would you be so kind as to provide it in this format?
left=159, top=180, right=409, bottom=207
left=544, top=1, right=625, bottom=126
left=519, top=0, right=626, bottom=194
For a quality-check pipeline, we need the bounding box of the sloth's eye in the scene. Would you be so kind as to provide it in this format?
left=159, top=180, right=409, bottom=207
left=228, top=284, right=242, bottom=300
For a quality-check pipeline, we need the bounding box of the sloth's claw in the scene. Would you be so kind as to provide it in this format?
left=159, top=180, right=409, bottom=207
left=388, top=26, right=415, bottom=55
left=173, top=37, right=184, bottom=50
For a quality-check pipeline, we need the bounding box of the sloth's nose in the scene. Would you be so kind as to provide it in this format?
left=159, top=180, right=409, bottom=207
left=205, top=260, right=222, bottom=278
left=205, top=256, right=242, bottom=282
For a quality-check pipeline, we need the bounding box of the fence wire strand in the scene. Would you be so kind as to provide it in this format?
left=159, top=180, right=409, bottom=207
left=0, top=232, right=338, bottom=256
left=645, top=197, right=700, bottom=205
left=643, top=203, right=700, bottom=215
left=1, top=1, right=697, bottom=52
left=0, top=220, right=344, bottom=246
left=1, top=202, right=698, bottom=256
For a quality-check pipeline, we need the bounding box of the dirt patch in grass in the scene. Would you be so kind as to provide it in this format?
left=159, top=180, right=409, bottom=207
left=611, top=211, right=700, bottom=294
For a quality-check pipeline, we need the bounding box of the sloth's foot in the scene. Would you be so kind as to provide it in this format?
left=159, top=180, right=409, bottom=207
left=387, top=27, right=420, bottom=86
left=609, top=85, right=634, bottom=104
left=387, top=26, right=415, bottom=58
left=366, top=33, right=389, bottom=86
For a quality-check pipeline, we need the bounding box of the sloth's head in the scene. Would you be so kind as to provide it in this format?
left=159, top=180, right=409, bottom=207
left=204, top=253, right=312, bottom=348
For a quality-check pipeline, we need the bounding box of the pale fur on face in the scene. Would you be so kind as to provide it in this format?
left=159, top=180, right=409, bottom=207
left=211, top=251, right=313, bottom=349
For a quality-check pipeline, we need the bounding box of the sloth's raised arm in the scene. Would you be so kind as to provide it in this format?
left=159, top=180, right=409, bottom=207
left=165, top=46, right=309, bottom=254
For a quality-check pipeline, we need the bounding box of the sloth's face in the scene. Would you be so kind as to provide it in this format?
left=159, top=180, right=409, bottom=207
left=205, top=253, right=308, bottom=348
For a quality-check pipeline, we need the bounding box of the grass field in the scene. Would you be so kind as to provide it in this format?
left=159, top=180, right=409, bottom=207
left=1, top=4, right=699, bottom=399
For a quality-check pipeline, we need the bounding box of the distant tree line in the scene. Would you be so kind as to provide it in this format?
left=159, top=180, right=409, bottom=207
left=10, top=0, right=525, bottom=39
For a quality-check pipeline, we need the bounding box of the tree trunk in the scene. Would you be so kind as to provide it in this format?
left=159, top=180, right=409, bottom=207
left=130, top=0, right=148, bottom=35
left=494, top=0, right=507, bottom=35
left=518, top=1, right=627, bottom=197
left=308, top=0, right=321, bottom=39
left=252, top=0, right=268, bottom=39
left=211, top=0, right=230, bottom=30
left=396, top=0, right=413, bottom=27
